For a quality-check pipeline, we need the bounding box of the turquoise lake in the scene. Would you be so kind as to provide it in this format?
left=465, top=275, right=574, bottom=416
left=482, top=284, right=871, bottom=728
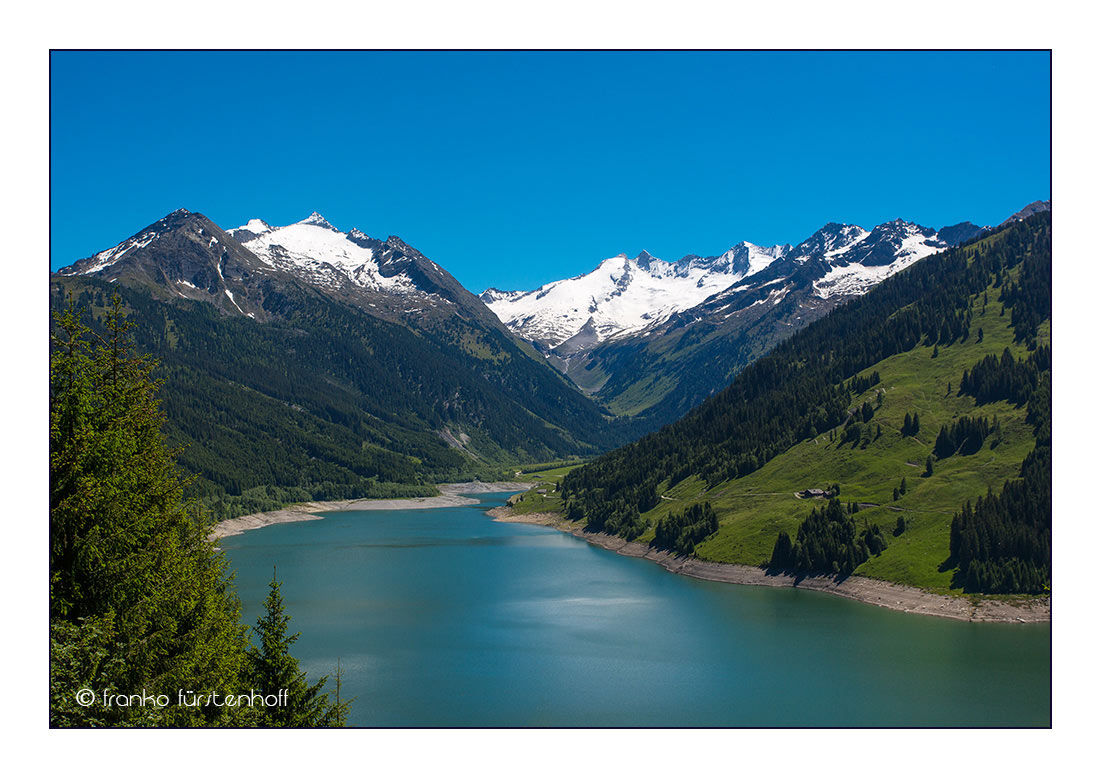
left=219, top=492, right=1051, bottom=727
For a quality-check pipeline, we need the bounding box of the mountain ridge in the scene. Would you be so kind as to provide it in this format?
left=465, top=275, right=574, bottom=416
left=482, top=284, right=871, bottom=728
left=481, top=216, right=980, bottom=361
left=493, top=213, right=1007, bottom=424
left=51, top=210, right=630, bottom=519
left=51, top=200, right=1050, bottom=522
left=549, top=211, right=1051, bottom=597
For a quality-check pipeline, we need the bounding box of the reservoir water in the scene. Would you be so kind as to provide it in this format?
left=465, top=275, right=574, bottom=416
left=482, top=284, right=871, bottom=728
left=219, top=492, right=1050, bottom=727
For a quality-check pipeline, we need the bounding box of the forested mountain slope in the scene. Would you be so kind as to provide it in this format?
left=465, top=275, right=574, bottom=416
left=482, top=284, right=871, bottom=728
left=51, top=211, right=627, bottom=520
left=556, top=213, right=1051, bottom=595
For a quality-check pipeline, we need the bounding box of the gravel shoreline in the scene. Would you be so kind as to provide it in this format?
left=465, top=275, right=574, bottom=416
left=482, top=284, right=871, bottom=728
left=489, top=507, right=1051, bottom=624
left=208, top=481, right=528, bottom=539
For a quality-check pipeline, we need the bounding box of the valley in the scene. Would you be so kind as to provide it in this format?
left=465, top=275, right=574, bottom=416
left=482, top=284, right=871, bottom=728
left=45, top=48, right=1056, bottom=735
left=483, top=215, right=994, bottom=425
left=50, top=203, right=1051, bottom=603
left=503, top=212, right=1051, bottom=603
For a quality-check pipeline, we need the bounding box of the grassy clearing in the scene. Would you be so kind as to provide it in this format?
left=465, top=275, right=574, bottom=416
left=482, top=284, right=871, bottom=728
left=602, top=373, right=679, bottom=416
left=507, top=464, right=580, bottom=514
left=504, top=265, right=1049, bottom=597
left=572, top=277, right=1047, bottom=595
left=685, top=279, right=1045, bottom=593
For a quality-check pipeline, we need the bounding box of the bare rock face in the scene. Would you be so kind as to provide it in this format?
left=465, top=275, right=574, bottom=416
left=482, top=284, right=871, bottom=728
left=59, top=210, right=509, bottom=333
left=1000, top=199, right=1051, bottom=226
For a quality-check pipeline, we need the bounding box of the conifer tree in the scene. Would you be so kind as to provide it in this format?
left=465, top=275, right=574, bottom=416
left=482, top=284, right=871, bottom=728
left=770, top=531, right=793, bottom=569
left=50, top=297, right=248, bottom=726
left=247, top=568, right=350, bottom=727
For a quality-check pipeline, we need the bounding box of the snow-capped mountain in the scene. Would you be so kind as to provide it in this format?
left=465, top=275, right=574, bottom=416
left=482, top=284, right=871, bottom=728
left=60, top=209, right=503, bottom=331
left=806, top=219, right=948, bottom=299
left=481, top=241, right=791, bottom=350
left=53, top=198, right=1045, bottom=446
left=228, top=212, right=416, bottom=294
left=787, top=222, right=871, bottom=262
left=225, top=212, right=508, bottom=327
left=543, top=210, right=1027, bottom=427
left=52, top=210, right=625, bottom=480
left=482, top=217, right=965, bottom=356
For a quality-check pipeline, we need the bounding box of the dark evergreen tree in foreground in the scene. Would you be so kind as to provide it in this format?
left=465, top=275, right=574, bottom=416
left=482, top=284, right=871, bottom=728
left=770, top=531, right=794, bottom=568
left=247, top=569, right=350, bottom=727
left=50, top=298, right=349, bottom=727
left=50, top=298, right=248, bottom=726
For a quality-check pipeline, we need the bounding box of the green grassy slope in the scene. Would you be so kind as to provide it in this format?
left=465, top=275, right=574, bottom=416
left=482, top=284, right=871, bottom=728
left=542, top=216, right=1051, bottom=595
left=644, top=282, right=1046, bottom=593
left=517, top=278, right=1044, bottom=593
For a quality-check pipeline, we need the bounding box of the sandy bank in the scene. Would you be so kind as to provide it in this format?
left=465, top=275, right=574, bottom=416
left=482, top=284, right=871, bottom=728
left=209, top=481, right=528, bottom=540
left=489, top=508, right=1051, bottom=624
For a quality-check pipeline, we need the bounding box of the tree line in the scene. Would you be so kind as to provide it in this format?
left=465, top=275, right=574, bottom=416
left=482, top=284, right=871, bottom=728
left=653, top=502, right=719, bottom=554
left=768, top=498, right=887, bottom=576
left=959, top=345, right=1050, bottom=406
left=50, top=299, right=349, bottom=726
left=949, top=373, right=1051, bottom=594
left=933, top=415, right=997, bottom=459
left=51, top=276, right=630, bottom=522
left=561, top=214, right=1052, bottom=554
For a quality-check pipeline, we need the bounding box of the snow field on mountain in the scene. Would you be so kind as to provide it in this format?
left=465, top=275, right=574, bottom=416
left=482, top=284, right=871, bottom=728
left=235, top=215, right=416, bottom=293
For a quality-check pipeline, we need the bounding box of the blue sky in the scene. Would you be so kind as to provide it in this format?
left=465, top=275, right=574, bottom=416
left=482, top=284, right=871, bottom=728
left=50, top=51, right=1050, bottom=292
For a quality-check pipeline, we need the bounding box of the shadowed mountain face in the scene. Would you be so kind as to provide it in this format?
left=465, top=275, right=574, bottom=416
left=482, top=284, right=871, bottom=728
left=937, top=221, right=986, bottom=248
left=60, top=209, right=277, bottom=320
left=52, top=210, right=628, bottom=516
left=51, top=200, right=1045, bottom=511
left=62, top=208, right=516, bottom=333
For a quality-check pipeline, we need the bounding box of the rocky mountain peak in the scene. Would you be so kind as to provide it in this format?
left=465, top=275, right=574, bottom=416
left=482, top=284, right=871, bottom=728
left=1000, top=200, right=1051, bottom=226
left=299, top=211, right=337, bottom=230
